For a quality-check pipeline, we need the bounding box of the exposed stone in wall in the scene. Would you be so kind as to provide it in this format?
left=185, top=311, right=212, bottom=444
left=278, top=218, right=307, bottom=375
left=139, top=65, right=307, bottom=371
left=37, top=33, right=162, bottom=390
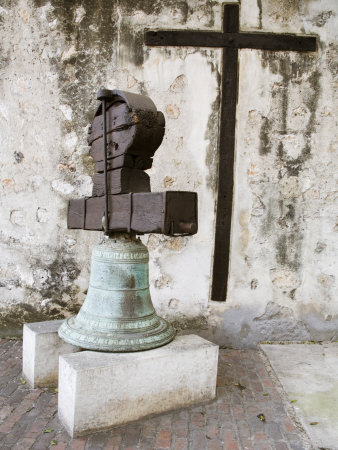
left=0, top=0, right=337, bottom=345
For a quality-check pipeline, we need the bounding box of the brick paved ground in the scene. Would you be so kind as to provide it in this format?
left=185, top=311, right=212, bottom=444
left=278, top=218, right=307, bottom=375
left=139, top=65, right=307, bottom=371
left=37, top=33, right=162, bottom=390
left=0, top=338, right=310, bottom=450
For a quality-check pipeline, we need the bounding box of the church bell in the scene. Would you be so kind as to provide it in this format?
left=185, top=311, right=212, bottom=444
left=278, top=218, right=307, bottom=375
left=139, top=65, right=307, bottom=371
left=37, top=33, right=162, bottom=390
left=59, top=234, right=175, bottom=352
left=59, top=88, right=197, bottom=352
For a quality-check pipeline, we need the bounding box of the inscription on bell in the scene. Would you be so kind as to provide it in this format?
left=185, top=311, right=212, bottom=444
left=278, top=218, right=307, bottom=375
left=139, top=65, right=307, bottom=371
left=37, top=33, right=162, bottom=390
left=94, top=250, right=149, bottom=261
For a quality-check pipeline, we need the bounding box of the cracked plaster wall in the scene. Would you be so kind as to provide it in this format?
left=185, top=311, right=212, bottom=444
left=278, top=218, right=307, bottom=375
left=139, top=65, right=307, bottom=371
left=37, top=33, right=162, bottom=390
left=0, top=0, right=337, bottom=346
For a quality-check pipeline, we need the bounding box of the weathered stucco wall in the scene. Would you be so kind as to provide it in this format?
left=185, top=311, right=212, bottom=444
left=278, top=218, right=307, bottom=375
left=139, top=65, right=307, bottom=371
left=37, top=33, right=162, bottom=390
left=0, top=0, right=337, bottom=346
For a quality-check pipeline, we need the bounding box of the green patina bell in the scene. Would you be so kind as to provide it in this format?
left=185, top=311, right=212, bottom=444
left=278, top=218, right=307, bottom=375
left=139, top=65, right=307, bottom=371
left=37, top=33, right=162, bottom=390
left=58, top=233, right=175, bottom=352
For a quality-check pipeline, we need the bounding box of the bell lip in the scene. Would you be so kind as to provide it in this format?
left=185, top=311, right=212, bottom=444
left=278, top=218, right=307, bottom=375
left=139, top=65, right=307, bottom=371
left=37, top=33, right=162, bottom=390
left=58, top=317, right=175, bottom=353
left=66, top=311, right=163, bottom=332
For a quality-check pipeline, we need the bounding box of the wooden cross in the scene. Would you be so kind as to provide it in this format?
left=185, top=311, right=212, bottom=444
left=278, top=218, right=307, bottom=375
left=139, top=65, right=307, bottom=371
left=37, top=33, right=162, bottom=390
left=145, top=3, right=316, bottom=301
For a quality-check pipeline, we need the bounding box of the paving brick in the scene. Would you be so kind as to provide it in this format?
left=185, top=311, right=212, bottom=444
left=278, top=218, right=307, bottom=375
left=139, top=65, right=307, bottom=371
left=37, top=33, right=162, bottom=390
left=85, top=430, right=110, bottom=449
left=0, top=417, right=17, bottom=433
left=207, top=438, right=223, bottom=449
left=225, top=440, right=239, bottom=450
left=156, top=429, right=172, bottom=448
left=206, top=423, right=219, bottom=439
left=51, top=443, right=67, bottom=450
left=174, top=424, right=188, bottom=438
left=31, top=431, right=59, bottom=450
left=123, top=425, right=141, bottom=447
left=0, top=339, right=310, bottom=449
left=265, top=422, right=284, bottom=441
left=255, top=444, right=271, bottom=450
left=173, top=437, right=188, bottom=450
left=275, top=442, right=290, bottom=450
left=191, top=412, right=206, bottom=428
left=217, top=402, right=231, bottom=414
left=0, top=404, right=15, bottom=420
left=236, top=421, right=251, bottom=441
left=25, top=417, right=50, bottom=439
left=285, top=435, right=306, bottom=450
left=68, top=437, right=87, bottom=450
left=241, top=438, right=255, bottom=449
left=282, top=419, right=298, bottom=433
left=221, top=429, right=237, bottom=442
left=140, top=421, right=156, bottom=438
left=158, top=414, right=172, bottom=428
left=289, top=444, right=306, bottom=450
left=25, top=390, right=43, bottom=401
left=190, top=429, right=207, bottom=450
left=103, top=434, right=122, bottom=450
left=138, top=436, right=157, bottom=449
left=254, top=431, right=269, bottom=441
left=13, top=437, right=36, bottom=449
left=232, top=405, right=245, bottom=421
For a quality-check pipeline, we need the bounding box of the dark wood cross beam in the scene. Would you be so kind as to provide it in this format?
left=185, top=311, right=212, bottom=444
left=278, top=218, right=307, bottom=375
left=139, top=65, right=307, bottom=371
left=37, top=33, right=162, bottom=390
left=145, top=3, right=317, bottom=301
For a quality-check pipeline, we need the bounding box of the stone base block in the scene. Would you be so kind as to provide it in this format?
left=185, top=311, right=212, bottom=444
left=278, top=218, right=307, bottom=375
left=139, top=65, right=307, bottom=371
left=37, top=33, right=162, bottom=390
left=58, top=334, right=219, bottom=437
left=23, top=320, right=81, bottom=388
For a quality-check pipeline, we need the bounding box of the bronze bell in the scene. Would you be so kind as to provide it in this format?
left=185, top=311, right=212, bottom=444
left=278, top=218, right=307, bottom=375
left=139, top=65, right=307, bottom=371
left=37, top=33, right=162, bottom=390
left=59, top=233, right=174, bottom=352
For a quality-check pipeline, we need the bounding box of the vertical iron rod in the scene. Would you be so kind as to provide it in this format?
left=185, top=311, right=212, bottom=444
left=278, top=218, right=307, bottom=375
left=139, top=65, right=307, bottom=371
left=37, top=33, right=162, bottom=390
left=102, top=98, right=109, bottom=233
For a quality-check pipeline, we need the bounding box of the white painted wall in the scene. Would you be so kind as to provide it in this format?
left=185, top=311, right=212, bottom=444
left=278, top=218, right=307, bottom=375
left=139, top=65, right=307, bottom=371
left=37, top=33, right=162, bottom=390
left=0, top=0, right=337, bottom=345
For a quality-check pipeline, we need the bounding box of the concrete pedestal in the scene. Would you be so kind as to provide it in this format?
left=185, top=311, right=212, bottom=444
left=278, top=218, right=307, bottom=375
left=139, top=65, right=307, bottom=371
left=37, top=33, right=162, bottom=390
left=58, top=334, right=219, bottom=437
left=23, top=320, right=80, bottom=388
